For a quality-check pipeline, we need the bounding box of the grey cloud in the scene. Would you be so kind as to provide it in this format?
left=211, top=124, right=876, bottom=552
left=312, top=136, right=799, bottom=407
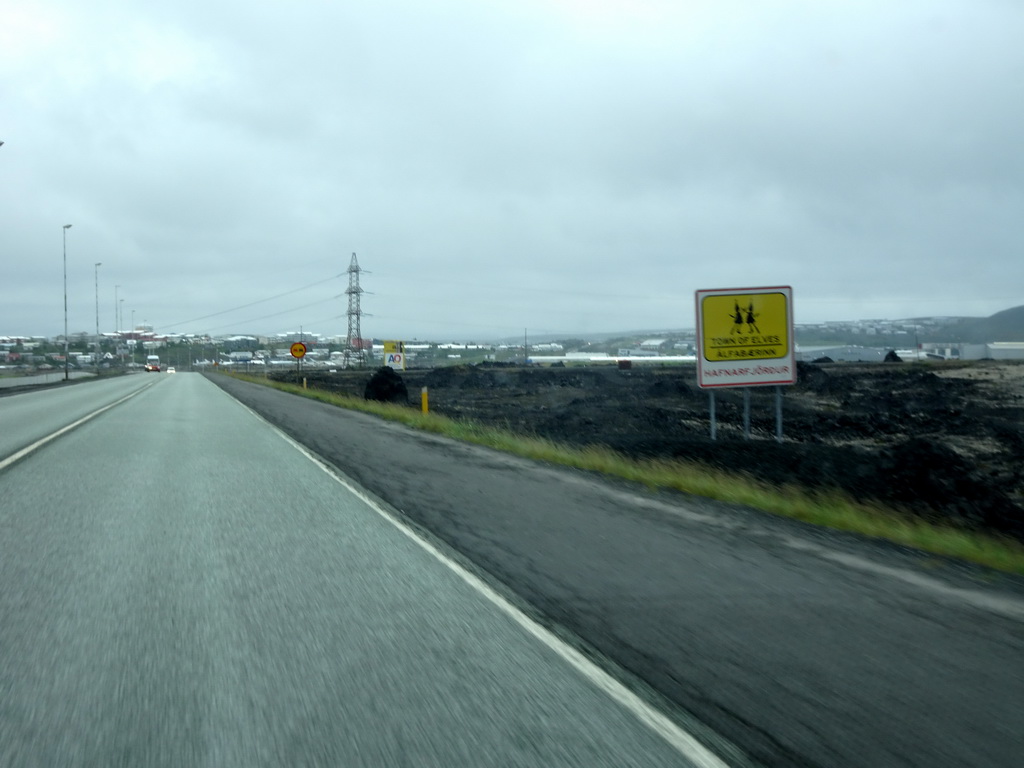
left=3, top=0, right=1023, bottom=340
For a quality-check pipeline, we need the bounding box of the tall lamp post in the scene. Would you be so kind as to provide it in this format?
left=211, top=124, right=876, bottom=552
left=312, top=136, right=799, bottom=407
left=94, top=262, right=102, bottom=373
left=115, top=284, right=120, bottom=332
left=119, top=297, right=125, bottom=367
left=62, top=224, right=72, bottom=381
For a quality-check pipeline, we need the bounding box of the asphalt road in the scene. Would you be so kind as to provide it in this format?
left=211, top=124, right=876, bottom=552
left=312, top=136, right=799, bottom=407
left=207, top=372, right=1024, bottom=768
left=0, top=373, right=716, bottom=767
left=0, top=373, right=156, bottom=460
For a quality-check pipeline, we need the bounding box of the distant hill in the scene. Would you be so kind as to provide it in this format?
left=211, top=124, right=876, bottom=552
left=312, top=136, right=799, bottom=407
left=494, top=306, right=1024, bottom=347
left=930, top=306, right=1024, bottom=342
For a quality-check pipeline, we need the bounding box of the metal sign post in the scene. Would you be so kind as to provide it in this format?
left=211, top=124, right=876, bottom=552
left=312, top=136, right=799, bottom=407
left=775, top=386, right=783, bottom=442
left=709, top=391, right=717, bottom=441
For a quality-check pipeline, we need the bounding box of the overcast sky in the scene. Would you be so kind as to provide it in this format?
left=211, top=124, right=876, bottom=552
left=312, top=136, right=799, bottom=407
left=3, top=0, right=1022, bottom=341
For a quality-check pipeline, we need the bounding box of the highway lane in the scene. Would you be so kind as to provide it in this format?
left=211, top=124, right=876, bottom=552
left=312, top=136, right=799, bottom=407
left=0, top=370, right=96, bottom=389
left=208, top=372, right=1024, bottom=768
left=0, top=373, right=159, bottom=460
left=0, top=372, right=717, bottom=767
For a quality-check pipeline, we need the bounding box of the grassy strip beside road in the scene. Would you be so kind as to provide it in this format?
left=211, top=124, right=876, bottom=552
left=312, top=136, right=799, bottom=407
left=232, top=373, right=1024, bottom=576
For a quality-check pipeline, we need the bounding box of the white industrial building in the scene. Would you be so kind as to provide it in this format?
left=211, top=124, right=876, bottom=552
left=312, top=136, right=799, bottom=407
left=959, top=342, right=1024, bottom=360
left=795, top=346, right=892, bottom=362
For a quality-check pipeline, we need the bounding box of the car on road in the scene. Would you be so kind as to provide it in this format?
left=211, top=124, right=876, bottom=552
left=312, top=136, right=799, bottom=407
left=167, top=367, right=176, bottom=374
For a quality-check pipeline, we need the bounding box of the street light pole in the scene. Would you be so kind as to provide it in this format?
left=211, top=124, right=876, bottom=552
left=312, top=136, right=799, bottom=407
left=62, top=224, right=72, bottom=381
left=119, top=297, right=125, bottom=367
left=94, top=262, right=102, bottom=373
left=115, top=284, right=120, bottom=332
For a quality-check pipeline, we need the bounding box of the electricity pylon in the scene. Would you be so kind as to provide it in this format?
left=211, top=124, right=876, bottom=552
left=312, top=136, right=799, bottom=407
left=343, top=252, right=366, bottom=368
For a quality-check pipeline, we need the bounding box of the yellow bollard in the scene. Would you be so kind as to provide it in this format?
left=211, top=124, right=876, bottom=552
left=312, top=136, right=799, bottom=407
left=303, top=377, right=307, bottom=389
left=421, top=386, right=429, bottom=413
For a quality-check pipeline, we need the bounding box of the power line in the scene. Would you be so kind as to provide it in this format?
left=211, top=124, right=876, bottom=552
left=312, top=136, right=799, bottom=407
left=380, top=274, right=664, bottom=302
left=200, top=296, right=341, bottom=334
left=162, top=273, right=342, bottom=330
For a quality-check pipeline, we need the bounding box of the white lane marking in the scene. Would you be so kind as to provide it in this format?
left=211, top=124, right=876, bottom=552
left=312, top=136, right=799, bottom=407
left=0, top=381, right=157, bottom=472
left=264, top=424, right=731, bottom=768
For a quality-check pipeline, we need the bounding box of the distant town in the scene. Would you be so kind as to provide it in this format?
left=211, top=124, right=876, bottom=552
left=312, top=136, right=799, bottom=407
left=3, top=311, right=1023, bottom=375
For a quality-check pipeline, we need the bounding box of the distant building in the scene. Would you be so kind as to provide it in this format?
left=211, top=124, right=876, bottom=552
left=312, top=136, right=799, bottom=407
left=639, top=339, right=668, bottom=351
left=795, top=346, right=890, bottom=362
left=960, top=342, right=1024, bottom=361
left=988, top=342, right=1024, bottom=360
left=617, top=348, right=659, bottom=357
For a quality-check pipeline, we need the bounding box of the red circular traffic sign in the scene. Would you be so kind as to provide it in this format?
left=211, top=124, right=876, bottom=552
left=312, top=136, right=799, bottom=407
left=290, top=342, right=308, bottom=359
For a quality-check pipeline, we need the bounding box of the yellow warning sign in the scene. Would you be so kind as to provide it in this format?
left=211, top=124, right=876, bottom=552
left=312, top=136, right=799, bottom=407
left=695, top=286, right=795, bottom=389
left=701, top=291, right=789, bottom=361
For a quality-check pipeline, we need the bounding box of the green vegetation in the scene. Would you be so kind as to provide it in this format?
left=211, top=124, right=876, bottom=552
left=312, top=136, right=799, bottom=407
left=228, top=372, right=1024, bottom=576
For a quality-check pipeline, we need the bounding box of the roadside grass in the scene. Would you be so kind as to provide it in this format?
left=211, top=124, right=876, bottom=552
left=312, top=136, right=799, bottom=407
left=231, top=373, right=1024, bottom=576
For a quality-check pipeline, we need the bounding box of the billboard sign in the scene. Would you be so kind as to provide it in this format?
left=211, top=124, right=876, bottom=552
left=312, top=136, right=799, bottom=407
left=696, top=286, right=795, bottom=389
left=383, top=340, right=406, bottom=371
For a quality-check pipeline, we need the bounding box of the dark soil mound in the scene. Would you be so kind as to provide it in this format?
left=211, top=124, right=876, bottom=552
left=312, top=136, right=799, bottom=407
left=364, top=367, right=409, bottom=403
left=882, top=438, right=1024, bottom=538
